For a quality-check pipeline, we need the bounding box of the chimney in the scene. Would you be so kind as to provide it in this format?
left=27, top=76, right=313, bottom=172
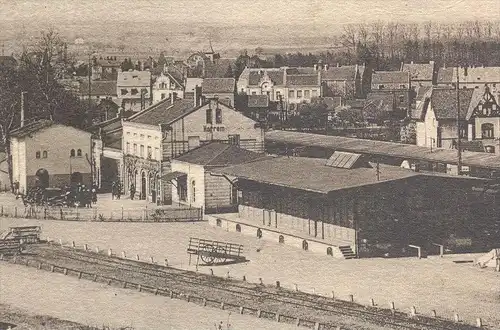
left=20, top=92, right=26, bottom=127
left=193, top=85, right=198, bottom=107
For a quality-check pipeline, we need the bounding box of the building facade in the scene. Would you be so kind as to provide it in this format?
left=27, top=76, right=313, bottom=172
left=152, top=70, right=184, bottom=104
left=117, top=70, right=152, bottom=112
left=121, top=97, right=264, bottom=204
left=467, top=87, right=500, bottom=154
left=10, top=121, right=93, bottom=193
left=201, top=78, right=236, bottom=107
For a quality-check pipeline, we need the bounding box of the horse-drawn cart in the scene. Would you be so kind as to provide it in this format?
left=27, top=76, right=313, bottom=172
left=187, top=237, right=246, bottom=266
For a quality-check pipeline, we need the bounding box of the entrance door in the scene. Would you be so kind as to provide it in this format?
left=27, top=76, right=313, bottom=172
left=141, top=172, right=147, bottom=200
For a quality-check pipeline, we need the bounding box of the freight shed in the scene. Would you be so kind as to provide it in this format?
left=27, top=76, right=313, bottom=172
left=211, top=154, right=494, bottom=258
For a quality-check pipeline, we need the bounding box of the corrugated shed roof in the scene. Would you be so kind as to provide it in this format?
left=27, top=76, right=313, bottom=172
left=10, top=120, right=54, bottom=138
left=430, top=88, right=474, bottom=120
left=127, top=98, right=199, bottom=126
left=202, top=78, right=235, bottom=94
left=265, top=130, right=500, bottom=170
left=175, top=142, right=263, bottom=166
left=248, top=95, right=269, bottom=108
left=117, top=70, right=151, bottom=87
left=212, top=156, right=419, bottom=194
left=401, top=62, right=435, bottom=81
left=372, top=71, right=409, bottom=84
left=286, top=74, right=320, bottom=86
left=79, top=80, right=117, bottom=96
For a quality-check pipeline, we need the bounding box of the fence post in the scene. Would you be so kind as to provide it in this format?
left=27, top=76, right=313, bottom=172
left=370, top=298, right=375, bottom=307
left=72, top=241, right=76, bottom=248
left=454, top=313, right=460, bottom=323
left=60, top=208, right=63, bottom=220
left=150, top=256, right=154, bottom=263
left=14, top=206, right=17, bottom=218
left=84, top=244, right=88, bottom=251
left=76, top=206, right=79, bottom=220
left=96, top=246, right=99, bottom=253
left=348, top=294, right=354, bottom=302
left=108, top=248, right=113, bottom=256
left=122, top=251, right=127, bottom=258
left=1, top=205, right=3, bottom=216
left=136, top=254, right=140, bottom=261
left=331, top=291, right=335, bottom=300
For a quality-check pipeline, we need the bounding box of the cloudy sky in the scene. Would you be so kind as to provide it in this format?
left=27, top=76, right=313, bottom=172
left=1, top=0, right=499, bottom=27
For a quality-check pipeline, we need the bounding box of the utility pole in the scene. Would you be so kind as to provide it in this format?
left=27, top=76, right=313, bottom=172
left=88, top=52, right=92, bottom=125
left=456, top=66, right=462, bottom=176
left=376, top=161, right=380, bottom=181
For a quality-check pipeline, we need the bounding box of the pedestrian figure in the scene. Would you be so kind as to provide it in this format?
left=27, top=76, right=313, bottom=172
left=111, top=181, right=116, bottom=200
left=91, top=184, right=97, bottom=204
left=130, top=183, right=136, bottom=200
left=116, top=182, right=121, bottom=200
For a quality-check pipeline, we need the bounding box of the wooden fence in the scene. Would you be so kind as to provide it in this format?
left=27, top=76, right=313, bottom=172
left=0, top=205, right=203, bottom=222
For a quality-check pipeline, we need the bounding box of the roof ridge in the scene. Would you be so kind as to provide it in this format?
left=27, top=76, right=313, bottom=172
left=205, top=143, right=232, bottom=165
left=126, top=97, right=175, bottom=122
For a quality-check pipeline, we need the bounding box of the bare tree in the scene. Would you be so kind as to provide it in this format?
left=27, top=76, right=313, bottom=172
left=341, top=24, right=358, bottom=53
left=357, top=24, right=369, bottom=45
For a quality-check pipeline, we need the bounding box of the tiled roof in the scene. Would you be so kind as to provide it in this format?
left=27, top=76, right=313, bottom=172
left=372, top=71, right=409, bottom=84
left=127, top=98, right=200, bottom=126
left=79, top=80, right=117, bottom=96
left=465, top=87, right=489, bottom=120
left=10, top=120, right=54, bottom=138
left=365, top=93, right=396, bottom=113
left=117, top=70, right=151, bottom=87
left=430, top=88, right=474, bottom=120
left=204, top=58, right=236, bottom=78
left=202, top=78, right=235, bottom=94
left=412, top=87, right=433, bottom=120
left=175, top=142, right=264, bottom=166
left=212, top=156, right=419, bottom=194
left=401, top=62, right=435, bottom=81
left=437, top=67, right=454, bottom=84
left=457, top=67, right=500, bottom=83
left=322, top=66, right=358, bottom=81
left=286, top=74, right=320, bottom=86
left=248, top=69, right=284, bottom=86
left=247, top=95, right=269, bottom=108
left=265, top=130, right=500, bottom=170
left=185, top=78, right=204, bottom=92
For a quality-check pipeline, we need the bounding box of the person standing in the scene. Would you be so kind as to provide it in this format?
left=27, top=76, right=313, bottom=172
left=116, top=181, right=121, bottom=200
left=111, top=181, right=116, bottom=200
left=130, top=183, right=136, bottom=200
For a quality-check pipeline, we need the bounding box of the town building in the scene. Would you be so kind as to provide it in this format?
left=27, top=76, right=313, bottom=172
left=121, top=96, right=264, bottom=204
left=10, top=120, right=94, bottom=193
left=78, top=80, right=118, bottom=104
left=117, top=70, right=152, bottom=112
left=169, top=142, right=264, bottom=213
left=92, top=57, right=122, bottom=80
left=184, top=78, right=204, bottom=99
left=414, top=88, right=474, bottom=150
left=320, top=64, right=366, bottom=99
left=201, top=78, right=236, bottom=107
left=208, top=153, right=488, bottom=258
left=436, top=66, right=500, bottom=95
left=466, top=86, right=500, bottom=154
left=152, top=70, right=184, bottom=104
left=400, top=61, right=436, bottom=87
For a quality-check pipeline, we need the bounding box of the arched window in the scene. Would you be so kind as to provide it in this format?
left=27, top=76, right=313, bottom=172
left=235, top=224, right=241, bottom=232
left=70, top=149, right=75, bottom=157
left=35, top=151, right=41, bottom=159
left=77, top=149, right=82, bottom=157
left=42, top=151, right=48, bottom=158
left=481, top=123, right=495, bottom=138
left=215, top=108, right=222, bottom=124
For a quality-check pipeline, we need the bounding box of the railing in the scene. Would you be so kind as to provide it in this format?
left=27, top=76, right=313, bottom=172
left=188, top=237, right=244, bottom=257
left=0, top=205, right=204, bottom=223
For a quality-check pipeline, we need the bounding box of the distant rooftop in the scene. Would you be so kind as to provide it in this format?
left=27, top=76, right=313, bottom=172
left=175, top=142, right=264, bottom=167
left=117, top=70, right=151, bottom=87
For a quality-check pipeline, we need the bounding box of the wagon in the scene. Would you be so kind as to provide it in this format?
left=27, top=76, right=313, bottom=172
left=187, top=237, right=246, bottom=266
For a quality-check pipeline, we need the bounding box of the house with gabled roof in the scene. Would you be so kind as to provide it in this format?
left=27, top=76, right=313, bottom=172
left=117, top=70, right=152, bottom=112
left=170, top=142, right=264, bottom=212
left=152, top=69, right=185, bottom=104
left=121, top=95, right=264, bottom=204
left=201, top=78, right=236, bottom=106
left=414, top=87, right=475, bottom=150
left=401, top=61, right=436, bottom=87
left=10, top=120, right=94, bottom=193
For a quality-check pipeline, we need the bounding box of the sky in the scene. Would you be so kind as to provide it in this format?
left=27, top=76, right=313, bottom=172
left=1, top=0, right=499, bottom=27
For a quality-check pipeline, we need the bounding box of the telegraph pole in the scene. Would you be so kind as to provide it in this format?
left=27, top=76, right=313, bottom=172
left=456, top=66, right=462, bottom=176
left=88, top=52, right=92, bottom=124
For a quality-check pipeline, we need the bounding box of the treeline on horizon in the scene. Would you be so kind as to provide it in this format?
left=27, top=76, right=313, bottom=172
left=232, top=20, right=500, bottom=76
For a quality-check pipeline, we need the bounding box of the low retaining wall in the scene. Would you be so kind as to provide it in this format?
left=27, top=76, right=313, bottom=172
left=206, top=215, right=345, bottom=259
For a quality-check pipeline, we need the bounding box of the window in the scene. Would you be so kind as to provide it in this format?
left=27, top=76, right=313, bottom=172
left=133, top=143, right=137, bottom=155
left=378, top=85, right=385, bottom=89
left=215, top=108, right=222, bottom=124
left=35, top=151, right=41, bottom=159
left=297, top=90, right=303, bottom=98
left=161, top=93, right=166, bottom=99
left=77, top=149, right=82, bottom=157
left=304, top=90, right=310, bottom=98
left=147, top=146, right=152, bottom=158
left=126, top=142, right=130, bottom=154
left=126, top=132, right=130, bottom=135
left=228, top=134, right=240, bottom=146
left=147, top=135, right=151, bottom=140
left=399, top=95, right=405, bottom=103
left=155, top=147, right=160, bottom=160
left=206, top=108, right=213, bottom=124
left=140, top=145, right=144, bottom=157
left=121, top=89, right=128, bottom=95
left=400, top=84, right=406, bottom=89
left=311, top=90, right=318, bottom=97
left=70, top=149, right=75, bottom=157
left=133, top=133, right=137, bottom=137
left=131, top=88, right=139, bottom=95
left=42, top=151, right=47, bottom=158
left=288, top=90, right=295, bottom=98
left=140, top=134, right=144, bottom=139
left=482, top=123, right=495, bottom=138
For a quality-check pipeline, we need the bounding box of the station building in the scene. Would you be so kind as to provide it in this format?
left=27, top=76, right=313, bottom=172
left=208, top=152, right=493, bottom=259
left=10, top=120, right=94, bottom=193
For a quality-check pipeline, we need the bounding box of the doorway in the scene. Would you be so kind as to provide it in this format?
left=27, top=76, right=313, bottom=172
left=35, top=168, right=49, bottom=188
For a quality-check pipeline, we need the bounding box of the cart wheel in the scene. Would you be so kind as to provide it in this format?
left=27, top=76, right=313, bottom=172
left=213, top=246, right=227, bottom=264
left=200, top=252, right=215, bottom=265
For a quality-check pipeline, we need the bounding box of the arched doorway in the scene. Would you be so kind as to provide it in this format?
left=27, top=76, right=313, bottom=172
left=35, top=168, right=49, bottom=189
left=71, top=172, right=83, bottom=185
left=141, top=172, right=147, bottom=200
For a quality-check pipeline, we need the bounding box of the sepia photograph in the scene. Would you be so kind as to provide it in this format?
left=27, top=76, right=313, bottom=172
left=0, top=0, right=499, bottom=329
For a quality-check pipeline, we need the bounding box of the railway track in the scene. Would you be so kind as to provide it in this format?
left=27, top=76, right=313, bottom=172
left=5, top=244, right=484, bottom=330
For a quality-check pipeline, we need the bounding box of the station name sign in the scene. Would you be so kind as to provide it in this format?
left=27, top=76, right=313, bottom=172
left=203, top=125, right=226, bottom=132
